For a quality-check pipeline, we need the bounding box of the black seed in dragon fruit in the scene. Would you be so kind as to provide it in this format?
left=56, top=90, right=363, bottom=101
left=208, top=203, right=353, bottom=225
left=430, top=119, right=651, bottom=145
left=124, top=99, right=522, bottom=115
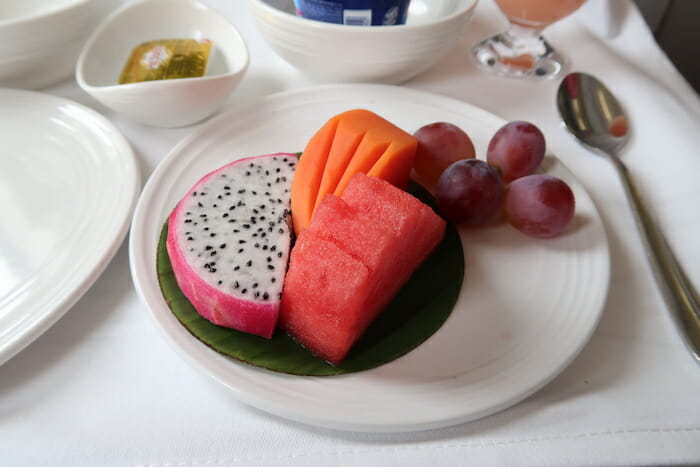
left=166, top=153, right=297, bottom=338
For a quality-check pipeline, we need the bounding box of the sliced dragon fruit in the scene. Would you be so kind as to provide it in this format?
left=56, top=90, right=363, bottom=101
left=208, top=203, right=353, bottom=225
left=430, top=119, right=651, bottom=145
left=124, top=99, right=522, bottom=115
left=166, top=153, right=298, bottom=338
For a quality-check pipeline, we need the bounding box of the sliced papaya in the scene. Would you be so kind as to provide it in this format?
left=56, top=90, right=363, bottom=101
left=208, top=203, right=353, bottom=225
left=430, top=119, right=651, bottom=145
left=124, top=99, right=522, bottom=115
left=338, top=138, right=414, bottom=196
left=314, top=118, right=367, bottom=211
left=290, top=117, right=338, bottom=234
left=291, top=109, right=417, bottom=234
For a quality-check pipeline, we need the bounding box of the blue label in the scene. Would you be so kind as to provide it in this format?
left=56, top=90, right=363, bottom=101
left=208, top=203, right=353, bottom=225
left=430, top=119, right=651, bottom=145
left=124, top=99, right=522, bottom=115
left=294, top=0, right=410, bottom=26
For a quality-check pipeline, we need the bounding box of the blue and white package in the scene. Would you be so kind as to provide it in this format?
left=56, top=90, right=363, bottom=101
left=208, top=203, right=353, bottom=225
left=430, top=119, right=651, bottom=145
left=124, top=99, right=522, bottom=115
left=293, top=0, right=410, bottom=26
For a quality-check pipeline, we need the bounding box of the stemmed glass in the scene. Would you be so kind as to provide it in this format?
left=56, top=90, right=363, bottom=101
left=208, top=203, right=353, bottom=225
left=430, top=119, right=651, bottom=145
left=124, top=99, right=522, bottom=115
left=471, top=0, right=587, bottom=79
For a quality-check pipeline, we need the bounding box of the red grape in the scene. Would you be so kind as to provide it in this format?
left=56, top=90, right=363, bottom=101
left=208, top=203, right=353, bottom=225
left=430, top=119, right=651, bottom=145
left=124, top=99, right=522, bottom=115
left=487, top=121, right=545, bottom=182
left=504, top=174, right=575, bottom=238
left=413, top=122, right=476, bottom=191
left=436, top=159, right=504, bottom=226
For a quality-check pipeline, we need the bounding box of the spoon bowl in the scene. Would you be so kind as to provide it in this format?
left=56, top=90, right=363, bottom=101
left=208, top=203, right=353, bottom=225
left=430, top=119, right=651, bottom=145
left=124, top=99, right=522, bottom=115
left=558, top=72, right=629, bottom=155
left=557, top=72, right=700, bottom=364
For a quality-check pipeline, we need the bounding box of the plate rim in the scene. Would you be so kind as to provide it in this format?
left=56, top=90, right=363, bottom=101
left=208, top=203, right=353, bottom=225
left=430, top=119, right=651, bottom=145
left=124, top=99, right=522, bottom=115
left=0, top=88, right=141, bottom=366
left=129, top=83, right=610, bottom=432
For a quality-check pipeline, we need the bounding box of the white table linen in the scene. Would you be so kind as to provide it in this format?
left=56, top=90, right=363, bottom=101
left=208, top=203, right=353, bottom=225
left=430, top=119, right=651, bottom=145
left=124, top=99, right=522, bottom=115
left=2, top=0, right=700, bottom=465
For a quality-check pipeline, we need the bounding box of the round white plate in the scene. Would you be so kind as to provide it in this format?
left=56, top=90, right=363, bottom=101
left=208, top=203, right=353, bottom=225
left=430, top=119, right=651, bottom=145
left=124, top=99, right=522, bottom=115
left=129, top=84, right=609, bottom=432
left=0, top=89, right=140, bottom=366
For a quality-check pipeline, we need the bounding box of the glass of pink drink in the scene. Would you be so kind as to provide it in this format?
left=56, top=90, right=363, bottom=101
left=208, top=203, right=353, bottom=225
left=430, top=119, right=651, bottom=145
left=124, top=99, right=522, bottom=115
left=471, top=0, right=586, bottom=79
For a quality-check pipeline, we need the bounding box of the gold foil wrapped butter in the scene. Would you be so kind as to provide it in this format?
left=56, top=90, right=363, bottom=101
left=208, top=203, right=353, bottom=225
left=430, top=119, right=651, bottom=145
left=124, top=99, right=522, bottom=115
left=119, top=38, right=212, bottom=84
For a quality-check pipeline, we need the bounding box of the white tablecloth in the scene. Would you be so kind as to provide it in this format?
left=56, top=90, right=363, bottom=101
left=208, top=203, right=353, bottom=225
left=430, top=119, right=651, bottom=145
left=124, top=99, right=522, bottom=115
left=2, top=0, right=700, bottom=465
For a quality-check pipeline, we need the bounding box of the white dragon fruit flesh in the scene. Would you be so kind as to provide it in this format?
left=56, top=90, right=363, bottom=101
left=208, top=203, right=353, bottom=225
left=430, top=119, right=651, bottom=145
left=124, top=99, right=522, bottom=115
left=166, top=153, right=298, bottom=338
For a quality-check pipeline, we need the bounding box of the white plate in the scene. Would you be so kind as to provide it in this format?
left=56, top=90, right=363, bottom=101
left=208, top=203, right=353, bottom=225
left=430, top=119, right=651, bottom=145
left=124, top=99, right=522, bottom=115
left=129, top=84, right=609, bottom=432
left=0, top=89, right=140, bottom=366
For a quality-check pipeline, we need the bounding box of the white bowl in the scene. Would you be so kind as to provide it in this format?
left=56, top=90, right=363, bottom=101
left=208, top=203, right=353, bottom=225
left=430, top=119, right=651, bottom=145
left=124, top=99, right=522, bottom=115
left=0, top=0, right=118, bottom=89
left=247, top=0, right=478, bottom=84
left=76, top=0, right=249, bottom=128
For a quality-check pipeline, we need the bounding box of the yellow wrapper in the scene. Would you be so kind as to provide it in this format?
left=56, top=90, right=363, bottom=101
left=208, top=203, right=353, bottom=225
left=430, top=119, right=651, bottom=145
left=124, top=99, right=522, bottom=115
left=119, top=38, right=212, bottom=84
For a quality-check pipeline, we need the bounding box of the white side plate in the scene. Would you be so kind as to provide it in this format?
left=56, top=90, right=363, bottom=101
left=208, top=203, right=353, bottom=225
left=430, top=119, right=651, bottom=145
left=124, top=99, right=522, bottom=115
left=129, top=84, right=609, bottom=432
left=0, top=89, right=140, bottom=366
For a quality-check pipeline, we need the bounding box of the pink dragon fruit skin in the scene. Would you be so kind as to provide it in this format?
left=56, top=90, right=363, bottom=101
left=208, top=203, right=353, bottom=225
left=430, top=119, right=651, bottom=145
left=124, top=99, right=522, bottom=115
left=166, top=153, right=298, bottom=338
left=166, top=229, right=278, bottom=337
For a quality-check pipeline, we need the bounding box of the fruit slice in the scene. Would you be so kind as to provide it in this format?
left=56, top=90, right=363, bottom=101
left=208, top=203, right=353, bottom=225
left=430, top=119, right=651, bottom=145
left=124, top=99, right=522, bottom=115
left=308, top=193, right=403, bottom=314
left=308, top=193, right=393, bottom=263
left=289, top=118, right=338, bottom=236
left=280, top=174, right=446, bottom=364
left=291, top=109, right=418, bottom=234
left=279, top=230, right=373, bottom=365
left=341, top=172, right=447, bottom=272
left=314, top=118, right=372, bottom=208
left=166, top=153, right=297, bottom=338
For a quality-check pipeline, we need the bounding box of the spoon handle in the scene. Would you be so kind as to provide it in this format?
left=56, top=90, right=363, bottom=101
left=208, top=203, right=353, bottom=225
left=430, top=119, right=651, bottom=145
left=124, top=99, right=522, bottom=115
left=611, top=156, right=700, bottom=363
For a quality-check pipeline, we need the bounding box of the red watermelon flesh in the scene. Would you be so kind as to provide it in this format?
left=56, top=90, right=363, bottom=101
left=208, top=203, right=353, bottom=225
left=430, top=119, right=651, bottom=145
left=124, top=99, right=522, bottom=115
left=309, top=193, right=396, bottom=271
left=278, top=229, right=372, bottom=364
left=308, top=193, right=409, bottom=317
left=341, top=172, right=447, bottom=271
left=280, top=173, right=446, bottom=365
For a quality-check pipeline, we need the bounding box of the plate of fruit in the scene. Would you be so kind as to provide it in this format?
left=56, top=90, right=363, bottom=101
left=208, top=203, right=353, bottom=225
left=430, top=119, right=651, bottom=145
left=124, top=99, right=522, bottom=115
left=129, top=84, right=609, bottom=432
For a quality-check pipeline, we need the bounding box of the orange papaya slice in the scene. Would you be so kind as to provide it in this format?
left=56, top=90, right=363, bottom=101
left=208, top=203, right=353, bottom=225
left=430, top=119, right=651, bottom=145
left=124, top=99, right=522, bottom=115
left=291, top=109, right=417, bottom=234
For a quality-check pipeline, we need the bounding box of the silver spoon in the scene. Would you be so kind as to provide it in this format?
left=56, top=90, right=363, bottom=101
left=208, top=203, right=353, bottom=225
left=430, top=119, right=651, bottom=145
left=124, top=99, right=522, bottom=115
left=557, top=71, right=700, bottom=364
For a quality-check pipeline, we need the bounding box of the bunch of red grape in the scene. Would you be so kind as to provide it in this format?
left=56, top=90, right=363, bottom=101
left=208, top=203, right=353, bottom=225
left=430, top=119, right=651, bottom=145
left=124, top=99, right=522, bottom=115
left=413, top=121, right=575, bottom=238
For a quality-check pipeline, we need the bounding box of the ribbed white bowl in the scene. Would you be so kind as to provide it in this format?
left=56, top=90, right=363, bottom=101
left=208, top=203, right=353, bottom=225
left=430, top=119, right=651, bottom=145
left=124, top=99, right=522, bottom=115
left=0, top=0, right=118, bottom=89
left=248, top=0, right=478, bottom=84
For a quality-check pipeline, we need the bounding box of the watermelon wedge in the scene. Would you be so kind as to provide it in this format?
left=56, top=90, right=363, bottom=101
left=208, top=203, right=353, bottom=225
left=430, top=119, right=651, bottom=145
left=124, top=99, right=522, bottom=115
left=280, top=173, right=446, bottom=364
